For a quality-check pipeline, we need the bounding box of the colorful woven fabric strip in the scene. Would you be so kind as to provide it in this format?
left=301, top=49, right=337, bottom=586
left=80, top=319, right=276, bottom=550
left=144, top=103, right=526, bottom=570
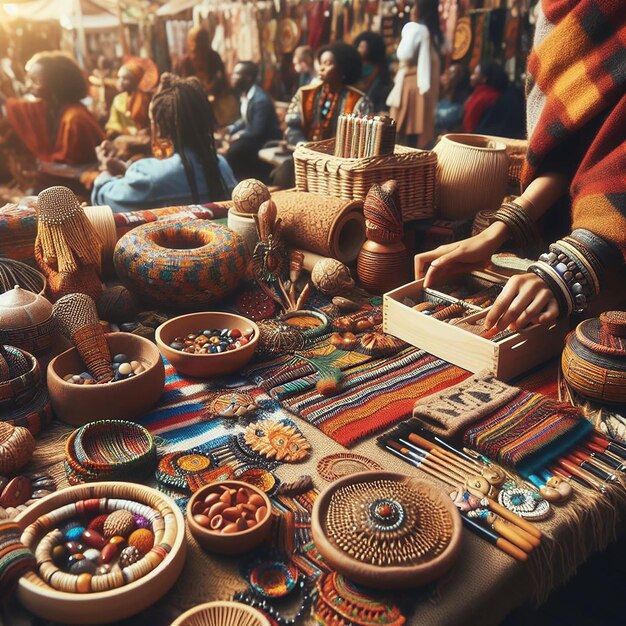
left=283, top=348, right=469, bottom=447
left=463, top=389, right=592, bottom=476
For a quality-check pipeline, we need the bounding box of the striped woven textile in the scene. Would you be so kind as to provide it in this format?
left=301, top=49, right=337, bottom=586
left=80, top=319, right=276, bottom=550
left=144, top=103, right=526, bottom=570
left=282, top=348, right=470, bottom=448
left=524, top=0, right=626, bottom=258
left=136, top=361, right=296, bottom=451
left=463, top=389, right=592, bottom=477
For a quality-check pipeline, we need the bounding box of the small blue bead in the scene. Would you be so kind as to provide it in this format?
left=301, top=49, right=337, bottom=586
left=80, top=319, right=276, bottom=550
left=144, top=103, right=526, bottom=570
left=555, top=262, right=568, bottom=275
left=112, top=354, right=129, bottom=364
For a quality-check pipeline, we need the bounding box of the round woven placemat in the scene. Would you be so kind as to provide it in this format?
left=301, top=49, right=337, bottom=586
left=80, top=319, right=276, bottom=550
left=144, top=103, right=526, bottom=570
left=317, top=452, right=383, bottom=482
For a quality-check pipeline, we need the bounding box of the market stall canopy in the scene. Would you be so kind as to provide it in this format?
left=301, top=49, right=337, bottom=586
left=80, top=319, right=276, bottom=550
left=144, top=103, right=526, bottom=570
left=2, top=0, right=139, bottom=29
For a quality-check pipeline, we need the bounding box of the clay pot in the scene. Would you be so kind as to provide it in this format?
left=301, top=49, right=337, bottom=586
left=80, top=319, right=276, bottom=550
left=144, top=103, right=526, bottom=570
left=356, top=240, right=411, bottom=294
left=47, top=333, right=165, bottom=425
left=186, top=480, right=272, bottom=555
left=155, top=312, right=259, bottom=378
left=227, top=208, right=260, bottom=256
left=0, top=286, right=55, bottom=354
left=433, top=134, right=509, bottom=219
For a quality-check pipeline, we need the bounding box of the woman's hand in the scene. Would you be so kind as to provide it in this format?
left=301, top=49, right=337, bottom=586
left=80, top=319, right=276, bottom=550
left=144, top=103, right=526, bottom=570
left=95, top=140, right=116, bottom=169
left=484, top=273, right=559, bottom=332
left=105, top=157, right=127, bottom=177
left=415, top=222, right=510, bottom=288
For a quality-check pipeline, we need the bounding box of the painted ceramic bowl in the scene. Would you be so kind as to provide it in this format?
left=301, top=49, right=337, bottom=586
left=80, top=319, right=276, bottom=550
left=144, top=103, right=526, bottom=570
left=155, top=312, right=259, bottom=378
left=186, top=480, right=272, bottom=555
left=15, top=482, right=187, bottom=625
left=47, top=332, right=165, bottom=425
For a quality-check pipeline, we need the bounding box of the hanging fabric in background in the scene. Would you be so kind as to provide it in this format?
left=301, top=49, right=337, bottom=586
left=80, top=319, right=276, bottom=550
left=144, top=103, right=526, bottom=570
left=469, top=11, right=487, bottom=70
left=504, top=15, right=520, bottom=61
left=307, top=0, right=331, bottom=51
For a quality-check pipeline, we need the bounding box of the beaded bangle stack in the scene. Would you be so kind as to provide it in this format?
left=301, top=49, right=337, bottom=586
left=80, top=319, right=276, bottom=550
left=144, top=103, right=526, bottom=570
left=489, top=200, right=540, bottom=249
left=529, top=228, right=616, bottom=315
left=22, top=496, right=175, bottom=594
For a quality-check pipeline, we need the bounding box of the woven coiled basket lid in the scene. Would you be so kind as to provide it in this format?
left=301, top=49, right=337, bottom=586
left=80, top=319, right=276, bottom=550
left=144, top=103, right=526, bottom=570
left=561, top=311, right=626, bottom=404
left=170, top=601, right=271, bottom=626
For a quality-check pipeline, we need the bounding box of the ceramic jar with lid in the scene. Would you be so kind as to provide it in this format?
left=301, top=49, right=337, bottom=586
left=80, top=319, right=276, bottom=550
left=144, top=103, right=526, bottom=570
left=561, top=311, right=626, bottom=405
left=0, top=286, right=55, bottom=354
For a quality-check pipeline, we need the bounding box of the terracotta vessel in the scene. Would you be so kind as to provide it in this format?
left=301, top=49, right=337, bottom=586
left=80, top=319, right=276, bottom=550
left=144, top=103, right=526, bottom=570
left=186, top=480, right=272, bottom=555
left=155, top=312, right=259, bottom=378
left=433, top=133, right=509, bottom=219
left=15, top=482, right=186, bottom=625
left=357, top=240, right=411, bottom=294
left=47, top=332, right=165, bottom=425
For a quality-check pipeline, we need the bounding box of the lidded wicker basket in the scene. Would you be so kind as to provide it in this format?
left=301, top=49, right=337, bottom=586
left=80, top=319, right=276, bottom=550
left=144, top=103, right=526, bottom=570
left=294, top=139, right=436, bottom=221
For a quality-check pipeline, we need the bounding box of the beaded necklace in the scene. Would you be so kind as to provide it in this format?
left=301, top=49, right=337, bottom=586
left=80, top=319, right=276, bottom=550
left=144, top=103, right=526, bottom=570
left=311, top=83, right=340, bottom=141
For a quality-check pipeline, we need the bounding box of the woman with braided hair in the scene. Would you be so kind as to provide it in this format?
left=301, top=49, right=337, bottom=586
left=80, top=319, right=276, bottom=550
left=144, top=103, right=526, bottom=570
left=91, top=73, right=236, bottom=212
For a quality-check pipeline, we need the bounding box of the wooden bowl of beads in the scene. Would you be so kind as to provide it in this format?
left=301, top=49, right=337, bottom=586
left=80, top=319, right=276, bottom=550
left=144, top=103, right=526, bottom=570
left=186, top=480, right=272, bottom=555
left=47, top=332, right=165, bottom=425
left=14, top=481, right=186, bottom=625
left=171, top=600, right=271, bottom=626
left=311, top=471, right=462, bottom=589
left=155, top=312, right=259, bottom=378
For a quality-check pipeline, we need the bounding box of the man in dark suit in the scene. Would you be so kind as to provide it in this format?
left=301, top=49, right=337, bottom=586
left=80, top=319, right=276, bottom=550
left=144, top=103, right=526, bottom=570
left=224, top=61, right=281, bottom=182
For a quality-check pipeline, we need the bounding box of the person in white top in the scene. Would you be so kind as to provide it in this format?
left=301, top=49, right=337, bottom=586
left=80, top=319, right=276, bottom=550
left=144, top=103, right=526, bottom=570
left=386, top=0, right=442, bottom=148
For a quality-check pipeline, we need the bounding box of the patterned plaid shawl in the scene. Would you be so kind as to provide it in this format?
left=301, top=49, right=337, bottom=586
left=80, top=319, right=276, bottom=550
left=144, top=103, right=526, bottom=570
left=523, top=0, right=626, bottom=257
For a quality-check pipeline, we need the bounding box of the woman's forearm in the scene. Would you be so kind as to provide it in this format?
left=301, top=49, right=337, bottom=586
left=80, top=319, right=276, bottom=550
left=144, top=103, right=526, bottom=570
left=513, top=172, right=569, bottom=221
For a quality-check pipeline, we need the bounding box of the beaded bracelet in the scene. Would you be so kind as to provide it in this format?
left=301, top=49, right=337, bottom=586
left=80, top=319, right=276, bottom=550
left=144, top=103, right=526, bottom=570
left=537, top=261, right=575, bottom=314
left=544, top=244, right=592, bottom=305
left=489, top=201, right=540, bottom=249
left=570, top=229, right=620, bottom=270
left=22, top=498, right=174, bottom=594
left=527, top=264, right=570, bottom=319
left=549, top=241, right=597, bottom=299
left=561, top=237, right=603, bottom=291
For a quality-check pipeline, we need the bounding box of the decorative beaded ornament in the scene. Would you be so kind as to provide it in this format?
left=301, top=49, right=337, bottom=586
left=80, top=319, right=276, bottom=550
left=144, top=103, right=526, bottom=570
left=497, top=485, right=550, bottom=520
left=243, top=420, right=311, bottom=463
left=155, top=449, right=235, bottom=493
left=315, top=572, right=406, bottom=626
left=235, top=468, right=278, bottom=494
left=208, top=392, right=259, bottom=420
left=247, top=560, right=299, bottom=599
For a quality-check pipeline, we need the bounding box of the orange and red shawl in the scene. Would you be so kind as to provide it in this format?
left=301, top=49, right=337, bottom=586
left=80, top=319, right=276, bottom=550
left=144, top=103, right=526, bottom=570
left=523, top=0, right=626, bottom=258
left=6, top=99, right=104, bottom=165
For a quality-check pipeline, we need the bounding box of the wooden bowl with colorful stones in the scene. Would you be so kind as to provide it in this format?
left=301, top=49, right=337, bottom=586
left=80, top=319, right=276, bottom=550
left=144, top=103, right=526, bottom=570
left=186, top=480, right=272, bottom=555
left=311, top=471, right=462, bottom=589
left=155, top=312, right=259, bottom=378
left=47, top=333, right=165, bottom=425
left=14, top=481, right=186, bottom=625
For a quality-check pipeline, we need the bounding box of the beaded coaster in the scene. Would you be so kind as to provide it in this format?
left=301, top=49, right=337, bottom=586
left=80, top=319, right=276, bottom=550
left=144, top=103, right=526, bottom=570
left=236, top=468, right=278, bottom=494
left=317, top=453, right=383, bottom=482
left=315, top=572, right=405, bottom=626
left=497, top=486, right=550, bottom=520
left=247, top=561, right=299, bottom=599
left=155, top=449, right=233, bottom=493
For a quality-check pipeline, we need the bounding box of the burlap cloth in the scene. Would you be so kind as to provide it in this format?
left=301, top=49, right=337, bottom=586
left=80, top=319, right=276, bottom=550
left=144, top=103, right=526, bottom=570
left=7, top=404, right=626, bottom=626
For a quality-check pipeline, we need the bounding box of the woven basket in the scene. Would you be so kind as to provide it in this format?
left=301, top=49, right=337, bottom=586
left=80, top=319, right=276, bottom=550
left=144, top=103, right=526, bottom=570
left=482, top=136, right=528, bottom=193
left=171, top=601, right=271, bottom=626
left=294, top=139, right=437, bottom=222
